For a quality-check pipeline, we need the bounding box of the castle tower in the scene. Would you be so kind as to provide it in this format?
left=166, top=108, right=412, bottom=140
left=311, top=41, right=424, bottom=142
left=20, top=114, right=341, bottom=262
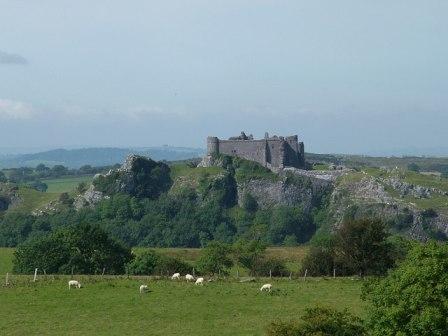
left=207, top=136, right=219, bottom=155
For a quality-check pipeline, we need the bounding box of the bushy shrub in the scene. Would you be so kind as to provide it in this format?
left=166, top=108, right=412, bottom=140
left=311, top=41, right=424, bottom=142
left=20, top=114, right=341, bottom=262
left=363, top=242, right=448, bottom=336
left=197, top=241, right=233, bottom=275
left=242, top=193, right=258, bottom=213
left=126, top=250, right=191, bottom=275
left=252, top=257, right=288, bottom=277
left=301, top=246, right=335, bottom=276
left=334, top=218, right=393, bottom=276
left=266, top=306, right=366, bottom=336
left=13, top=223, right=132, bottom=274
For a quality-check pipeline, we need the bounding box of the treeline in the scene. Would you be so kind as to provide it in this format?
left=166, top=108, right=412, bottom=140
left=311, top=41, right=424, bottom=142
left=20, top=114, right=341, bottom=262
left=13, top=222, right=288, bottom=277
left=0, top=192, right=317, bottom=248
left=0, top=155, right=324, bottom=248
left=0, top=163, right=119, bottom=185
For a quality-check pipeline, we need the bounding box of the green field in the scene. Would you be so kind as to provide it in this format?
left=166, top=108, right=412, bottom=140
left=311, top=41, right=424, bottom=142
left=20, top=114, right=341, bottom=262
left=0, top=246, right=309, bottom=275
left=0, top=246, right=364, bottom=335
left=0, top=276, right=364, bottom=336
left=42, top=175, right=94, bottom=193
left=0, top=248, right=14, bottom=275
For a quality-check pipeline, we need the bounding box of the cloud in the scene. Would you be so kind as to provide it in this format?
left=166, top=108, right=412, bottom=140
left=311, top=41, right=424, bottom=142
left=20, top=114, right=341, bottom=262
left=0, top=99, right=35, bottom=119
left=0, top=51, right=28, bottom=65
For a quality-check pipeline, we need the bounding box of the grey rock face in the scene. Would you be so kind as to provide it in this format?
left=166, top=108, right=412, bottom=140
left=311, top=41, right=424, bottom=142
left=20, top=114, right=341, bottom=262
left=74, top=184, right=109, bottom=210
left=237, top=179, right=315, bottom=211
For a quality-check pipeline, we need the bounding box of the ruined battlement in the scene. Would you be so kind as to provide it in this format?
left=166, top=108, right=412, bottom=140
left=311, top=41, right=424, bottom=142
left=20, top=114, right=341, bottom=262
left=206, top=132, right=305, bottom=169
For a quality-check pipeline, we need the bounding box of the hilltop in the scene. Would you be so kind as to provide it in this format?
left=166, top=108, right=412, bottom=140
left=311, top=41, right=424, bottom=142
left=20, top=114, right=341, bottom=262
left=0, top=147, right=205, bottom=169
left=0, top=153, right=447, bottom=247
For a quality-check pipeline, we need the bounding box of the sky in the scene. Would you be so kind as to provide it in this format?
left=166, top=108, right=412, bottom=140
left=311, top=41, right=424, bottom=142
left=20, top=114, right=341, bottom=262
left=0, top=0, right=447, bottom=155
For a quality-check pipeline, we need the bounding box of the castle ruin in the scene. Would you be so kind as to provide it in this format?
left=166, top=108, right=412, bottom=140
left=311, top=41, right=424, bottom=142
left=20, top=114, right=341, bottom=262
left=207, top=132, right=305, bottom=169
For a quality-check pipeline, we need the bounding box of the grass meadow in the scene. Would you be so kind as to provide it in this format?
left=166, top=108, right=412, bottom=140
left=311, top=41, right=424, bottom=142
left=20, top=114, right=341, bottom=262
left=42, top=175, right=94, bottom=193
left=0, top=247, right=365, bottom=335
left=0, top=276, right=364, bottom=336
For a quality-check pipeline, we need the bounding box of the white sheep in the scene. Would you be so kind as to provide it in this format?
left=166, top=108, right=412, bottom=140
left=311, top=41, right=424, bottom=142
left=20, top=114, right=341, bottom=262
left=260, top=283, right=272, bottom=292
left=185, top=274, right=194, bottom=281
left=171, top=273, right=180, bottom=280
left=139, top=284, right=148, bottom=293
left=195, top=277, right=204, bottom=285
left=68, top=280, right=81, bottom=289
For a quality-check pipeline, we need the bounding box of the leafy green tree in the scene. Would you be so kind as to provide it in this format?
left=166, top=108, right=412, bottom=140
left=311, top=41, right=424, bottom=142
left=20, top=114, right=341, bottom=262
left=407, top=162, right=420, bottom=172
left=233, top=239, right=267, bottom=275
left=242, top=193, right=258, bottom=213
left=301, top=245, right=335, bottom=276
left=51, top=165, right=68, bottom=177
left=27, top=180, right=48, bottom=192
left=126, top=250, right=191, bottom=275
left=266, top=306, right=366, bottom=336
left=197, top=241, right=233, bottom=275
left=364, top=242, right=448, bottom=336
left=334, top=218, right=393, bottom=276
left=13, top=223, right=132, bottom=274
left=0, top=171, right=7, bottom=183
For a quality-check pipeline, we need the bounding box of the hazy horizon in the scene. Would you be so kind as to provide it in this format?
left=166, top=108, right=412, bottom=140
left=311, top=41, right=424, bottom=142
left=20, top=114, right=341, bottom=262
left=1, top=1, right=447, bottom=154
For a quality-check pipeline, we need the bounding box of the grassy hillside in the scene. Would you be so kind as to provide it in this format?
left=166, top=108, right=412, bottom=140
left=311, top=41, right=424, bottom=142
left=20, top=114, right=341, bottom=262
left=0, top=277, right=364, bottom=336
left=14, top=187, right=60, bottom=213
left=43, top=175, right=93, bottom=193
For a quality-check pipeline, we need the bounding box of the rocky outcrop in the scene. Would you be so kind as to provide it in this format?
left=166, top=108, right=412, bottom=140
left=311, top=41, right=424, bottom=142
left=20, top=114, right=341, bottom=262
left=328, top=174, right=448, bottom=241
left=0, top=184, right=21, bottom=211
left=382, top=177, right=448, bottom=198
left=237, top=178, right=315, bottom=211
left=73, top=184, right=108, bottom=210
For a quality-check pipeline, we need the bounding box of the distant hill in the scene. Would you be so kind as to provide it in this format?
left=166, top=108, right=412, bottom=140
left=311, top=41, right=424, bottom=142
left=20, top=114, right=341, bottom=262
left=0, top=147, right=205, bottom=169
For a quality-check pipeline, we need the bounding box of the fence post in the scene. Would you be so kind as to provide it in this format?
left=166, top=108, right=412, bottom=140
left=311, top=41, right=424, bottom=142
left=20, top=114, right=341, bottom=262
left=5, top=272, right=9, bottom=286
left=193, top=268, right=195, bottom=278
left=289, top=271, right=292, bottom=281
left=333, top=268, right=336, bottom=278
left=303, top=269, right=308, bottom=281
left=102, top=267, right=106, bottom=276
left=33, top=268, right=38, bottom=282
left=71, top=266, right=74, bottom=276
left=269, top=269, right=272, bottom=278
left=236, top=267, right=239, bottom=279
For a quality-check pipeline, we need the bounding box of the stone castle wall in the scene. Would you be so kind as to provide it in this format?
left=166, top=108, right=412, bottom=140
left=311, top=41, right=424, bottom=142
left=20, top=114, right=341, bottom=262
left=206, top=132, right=305, bottom=169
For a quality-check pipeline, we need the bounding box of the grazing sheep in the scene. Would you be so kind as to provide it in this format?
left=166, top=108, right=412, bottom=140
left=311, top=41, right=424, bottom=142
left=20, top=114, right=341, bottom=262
left=139, top=284, right=148, bottom=293
left=260, top=283, right=272, bottom=292
left=195, top=277, right=204, bottom=285
left=185, top=274, right=194, bottom=281
left=171, top=273, right=180, bottom=280
left=68, top=280, right=81, bottom=289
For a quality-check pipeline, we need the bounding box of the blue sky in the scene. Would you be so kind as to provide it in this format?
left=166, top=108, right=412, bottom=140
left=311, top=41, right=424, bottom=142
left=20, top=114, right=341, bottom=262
left=0, top=1, right=447, bottom=154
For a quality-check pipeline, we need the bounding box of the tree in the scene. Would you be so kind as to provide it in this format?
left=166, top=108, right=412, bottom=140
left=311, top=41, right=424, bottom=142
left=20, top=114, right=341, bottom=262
left=0, top=171, right=6, bottom=183
left=126, top=250, right=191, bottom=275
left=233, top=239, right=267, bottom=276
left=51, top=165, right=68, bottom=177
left=301, top=245, right=335, bottom=276
left=197, top=241, right=233, bottom=275
left=364, top=242, right=448, bottom=336
left=334, top=218, right=393, bottom=276
left=266, top=306, right=366, bottom=336
left=407, top=162, right=420, bottom=172
left=242, top=193, right=258, bottom=213
left=27, top=180, right=48, bottom=192
left=13, top=223, right=133, bottom=274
